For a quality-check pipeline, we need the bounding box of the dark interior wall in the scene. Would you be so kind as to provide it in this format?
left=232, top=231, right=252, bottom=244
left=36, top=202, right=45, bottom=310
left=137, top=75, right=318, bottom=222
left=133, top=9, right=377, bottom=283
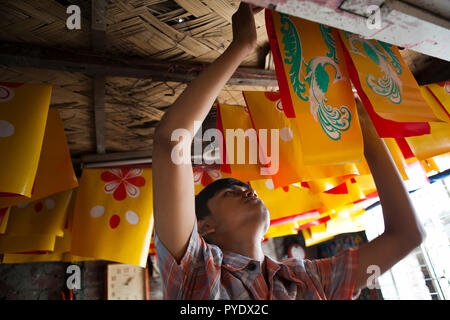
left=0, top=260, right=107, bottom=300
left=0, top=258, right=162, bottom=300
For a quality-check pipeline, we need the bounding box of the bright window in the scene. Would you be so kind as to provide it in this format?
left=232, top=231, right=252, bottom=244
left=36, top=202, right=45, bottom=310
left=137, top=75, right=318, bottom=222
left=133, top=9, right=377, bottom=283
left=364, top=155, right=450, bottom=300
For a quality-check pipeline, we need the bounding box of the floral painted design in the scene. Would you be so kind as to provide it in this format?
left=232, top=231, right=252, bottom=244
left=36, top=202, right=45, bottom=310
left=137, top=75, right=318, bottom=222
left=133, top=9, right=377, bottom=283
left=101, top=168, right=146, bottom=201
left=193, top=168, right=222, bottom=187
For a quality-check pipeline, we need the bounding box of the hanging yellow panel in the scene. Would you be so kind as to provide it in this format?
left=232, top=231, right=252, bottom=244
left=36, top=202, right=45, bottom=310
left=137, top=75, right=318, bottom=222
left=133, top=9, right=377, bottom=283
left=405, top=122, right=450, bottom=160
left=264, top=222, right=299, bottom=239
left=307, top=176, right=350, bottom=194
left=419, top=86, right=450, bottom=123
left=383, top=138, right=409, bottom=180
left=0, top=189, right=73, bottom=253
left=71, top=168, right=154, bottom=267
left=303, top=208, right=366, bottom=247
left=250, top=179, right=323, bottom=222
left=0, top=108, right=78, bottom=208
left=353, top=174, right=377, bottom=196
left=1, top=230, right=71, bottom=263
left=425, top=82, right=450, bottom=116
left=0, top=207, right=10, bottom=234
left=0, top=234, right=56, bottom=253
left=269, top=12, right=364, bottom=165
left=319, top=180, right=365, bottom=211
left=0, top=83, right=52, bottom=197
left=339, top=31, right=439, bottom=123
left=421, top=158, right=440, bottom=173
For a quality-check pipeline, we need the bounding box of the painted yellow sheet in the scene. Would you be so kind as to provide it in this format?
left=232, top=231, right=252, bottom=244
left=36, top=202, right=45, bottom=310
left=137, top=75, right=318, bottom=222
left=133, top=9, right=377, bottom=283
left=250, top=179, right=323, bottom=222
left=71, top=168, right=154, bottom=267
left=0, top=207, right=10, bottom=234
left=0, top=83, right=52, bottom=197
left=339, top=31, right=439, bottom=123
left=218, top=104, right=268, bottom=182
left=0, top=189, right=73, bottom=253
left=406, top=122, right=450, bottom=160
left=270, top=11, right=364, bottom=165
left=0, top=108, right=78, bottom=208
left=425, top=82, right=450, bottom=116
left=243, top=91, right=361, bottom=188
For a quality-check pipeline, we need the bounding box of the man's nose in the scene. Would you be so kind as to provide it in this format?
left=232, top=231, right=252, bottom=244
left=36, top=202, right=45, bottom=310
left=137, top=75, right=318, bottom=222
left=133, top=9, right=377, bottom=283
left=244, top=188, right=256, bottom=197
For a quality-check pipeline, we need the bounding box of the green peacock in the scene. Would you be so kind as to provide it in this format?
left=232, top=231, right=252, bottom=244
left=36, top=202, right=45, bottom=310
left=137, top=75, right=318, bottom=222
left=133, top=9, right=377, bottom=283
left=344, top=31, right=403, bottom=104
left=280, top=14, right=351, bottom=140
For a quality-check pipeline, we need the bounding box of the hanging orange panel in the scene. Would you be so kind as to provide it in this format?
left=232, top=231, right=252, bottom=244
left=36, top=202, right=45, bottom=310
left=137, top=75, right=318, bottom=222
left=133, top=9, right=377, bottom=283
left=266, top=10, right=364, bottom=165
left=243, top=91, right=361, bottom=188
left=339, top=32, right=439, bottom=123
left=71, top=168, right=154, bottom=267
left=339, top=35, right=430, bottom=138
left=217, top=103, right=268, bottom=182
left=0, top=83, right=52, bottom=197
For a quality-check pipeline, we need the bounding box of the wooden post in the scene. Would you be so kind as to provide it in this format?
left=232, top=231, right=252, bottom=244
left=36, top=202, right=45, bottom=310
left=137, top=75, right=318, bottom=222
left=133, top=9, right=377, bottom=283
left=92, top=0, right=107, bottom=154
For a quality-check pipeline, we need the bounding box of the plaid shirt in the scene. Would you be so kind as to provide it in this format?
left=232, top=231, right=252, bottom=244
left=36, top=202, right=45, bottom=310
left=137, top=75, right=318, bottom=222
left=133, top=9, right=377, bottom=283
left=155, top=221, right=360, bottom=300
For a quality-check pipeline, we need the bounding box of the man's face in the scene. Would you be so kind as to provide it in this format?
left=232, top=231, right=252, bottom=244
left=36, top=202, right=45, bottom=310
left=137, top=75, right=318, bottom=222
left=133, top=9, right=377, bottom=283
left=206, top=184, right=270, bottom=236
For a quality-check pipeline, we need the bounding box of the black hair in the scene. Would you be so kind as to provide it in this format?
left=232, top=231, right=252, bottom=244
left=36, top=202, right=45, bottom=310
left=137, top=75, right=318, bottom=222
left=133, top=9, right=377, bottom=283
left=195, top=178, right=250, bottom=221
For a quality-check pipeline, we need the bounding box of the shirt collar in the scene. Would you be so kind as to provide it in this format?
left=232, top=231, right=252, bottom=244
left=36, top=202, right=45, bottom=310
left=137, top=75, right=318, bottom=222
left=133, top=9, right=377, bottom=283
left=221, top=250, right=282, bottom=275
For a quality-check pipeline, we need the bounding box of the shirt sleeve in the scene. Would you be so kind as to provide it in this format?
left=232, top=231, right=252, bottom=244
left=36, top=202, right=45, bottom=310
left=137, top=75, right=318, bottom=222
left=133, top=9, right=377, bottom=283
left=306, top=248, right=361, bottom=300
left=154, top=220, right=222, bottom=299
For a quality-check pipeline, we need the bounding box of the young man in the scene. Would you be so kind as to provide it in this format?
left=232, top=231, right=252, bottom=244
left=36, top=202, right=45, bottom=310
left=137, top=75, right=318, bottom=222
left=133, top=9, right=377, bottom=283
left=152, top=2, right=425, bottom=299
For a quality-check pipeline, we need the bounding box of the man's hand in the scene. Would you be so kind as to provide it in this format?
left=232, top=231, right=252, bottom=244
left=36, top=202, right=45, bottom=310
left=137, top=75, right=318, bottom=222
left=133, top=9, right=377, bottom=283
left=231, top=3, right=263, bottom=54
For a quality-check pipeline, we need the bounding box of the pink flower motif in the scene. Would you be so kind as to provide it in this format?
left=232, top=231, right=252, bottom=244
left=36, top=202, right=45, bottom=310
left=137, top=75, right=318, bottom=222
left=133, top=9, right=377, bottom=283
left=193, top=168, right=222, bottom=187
left=101, top=168, right=146, bottom=201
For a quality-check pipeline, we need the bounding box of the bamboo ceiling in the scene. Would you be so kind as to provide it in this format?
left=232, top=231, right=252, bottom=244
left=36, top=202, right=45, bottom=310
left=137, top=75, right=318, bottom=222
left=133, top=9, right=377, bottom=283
left=0, top=0, right=438, bottom=158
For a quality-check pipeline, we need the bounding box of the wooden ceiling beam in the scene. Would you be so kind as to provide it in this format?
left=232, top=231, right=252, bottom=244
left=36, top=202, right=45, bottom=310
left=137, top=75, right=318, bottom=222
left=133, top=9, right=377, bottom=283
left=0, top=41, right=278, bottom=87
left=92, top=0, right=107, bottom=155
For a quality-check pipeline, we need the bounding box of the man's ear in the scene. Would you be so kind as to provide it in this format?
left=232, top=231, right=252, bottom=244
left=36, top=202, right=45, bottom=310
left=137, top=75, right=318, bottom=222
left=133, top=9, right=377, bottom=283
left=198, top=217, right=216, bottom=237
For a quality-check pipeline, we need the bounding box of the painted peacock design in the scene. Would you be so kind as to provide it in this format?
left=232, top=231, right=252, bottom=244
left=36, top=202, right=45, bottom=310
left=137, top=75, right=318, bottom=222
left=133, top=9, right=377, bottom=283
left=280, top=14, right=351, bottom=140
left=344, top=31, right=403, bottom=104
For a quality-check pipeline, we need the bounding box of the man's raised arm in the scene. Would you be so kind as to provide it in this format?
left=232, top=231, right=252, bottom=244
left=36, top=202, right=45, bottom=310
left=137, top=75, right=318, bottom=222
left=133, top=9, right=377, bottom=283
left=354, top=98, right=426, bottom=291
left=152, top=3, right=261, bottom=262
